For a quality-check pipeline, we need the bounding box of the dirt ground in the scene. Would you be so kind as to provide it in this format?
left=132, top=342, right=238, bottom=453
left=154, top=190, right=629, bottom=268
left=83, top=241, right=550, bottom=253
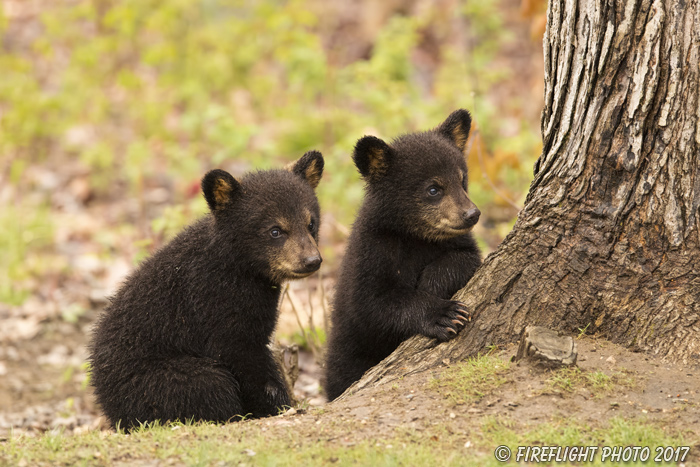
left=244, top=338, right=700, bottom=465
left=2, top=295, right=699, bottom=464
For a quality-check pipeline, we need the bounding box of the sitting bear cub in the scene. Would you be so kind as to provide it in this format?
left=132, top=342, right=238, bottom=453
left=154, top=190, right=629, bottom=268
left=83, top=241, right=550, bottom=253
left=324, top=110, right=482, bottom=400
left=89, top=151, right=324, bottom=429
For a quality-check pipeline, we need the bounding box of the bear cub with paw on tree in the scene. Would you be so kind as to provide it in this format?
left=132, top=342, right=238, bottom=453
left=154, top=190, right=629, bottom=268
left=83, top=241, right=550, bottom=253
left=325, top=109, right=482, bottom=401
left=89, top=151, right=324, bottom=430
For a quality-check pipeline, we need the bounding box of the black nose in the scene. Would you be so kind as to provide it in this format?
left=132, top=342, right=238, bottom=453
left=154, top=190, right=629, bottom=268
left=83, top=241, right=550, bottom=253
left=302, top=255, right=322, bottom=271
left=463, top=207, right=480, bottom=227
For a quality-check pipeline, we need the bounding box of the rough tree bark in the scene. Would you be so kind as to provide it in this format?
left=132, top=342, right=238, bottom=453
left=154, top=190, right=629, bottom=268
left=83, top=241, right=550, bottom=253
left=342, top=0, right=700, bottom=397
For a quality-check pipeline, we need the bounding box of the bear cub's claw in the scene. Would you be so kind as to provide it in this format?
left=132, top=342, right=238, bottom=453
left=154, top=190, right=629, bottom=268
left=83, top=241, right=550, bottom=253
left=430, top=299, right=472, bottom=342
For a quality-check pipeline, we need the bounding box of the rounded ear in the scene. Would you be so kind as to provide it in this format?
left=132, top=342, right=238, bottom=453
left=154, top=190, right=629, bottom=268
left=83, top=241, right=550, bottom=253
left=201, top=169, right=241, bottom=213
left=288, top=150, right=324, bottom=189
left=353, top=136, right=393, bottom=181
left=436, top=109, right=472, bottom=152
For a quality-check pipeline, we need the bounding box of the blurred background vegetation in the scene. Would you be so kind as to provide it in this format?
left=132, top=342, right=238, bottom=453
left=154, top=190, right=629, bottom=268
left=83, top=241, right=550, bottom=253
left=0, top=0, right=548, bottom=426
left=0, top=0, right=546, bottom=313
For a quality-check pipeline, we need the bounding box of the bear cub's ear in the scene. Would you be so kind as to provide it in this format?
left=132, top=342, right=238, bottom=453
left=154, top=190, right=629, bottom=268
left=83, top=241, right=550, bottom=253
left=288, top=150, right=324, bottom=189
left=353, top=136, right=393, bottom=181
left=201, top=169, right=241, bottom=213
left=437, top=109, right=472, bottom=153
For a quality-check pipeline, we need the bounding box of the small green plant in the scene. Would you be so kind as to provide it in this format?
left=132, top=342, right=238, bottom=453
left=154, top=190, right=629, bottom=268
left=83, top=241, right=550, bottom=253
left=60, top=367, right=75, bottom=385
left=295, top=399, right=312, bottom=412
left=233, top=413, right=252, bottom=422
left=546, top=367, right=636, bottom=397
left=40, top=429, right=65, bottom=453
left=577, top=322, right=591, bottom=338
left=60, top=303, right=87, bottom=324
left=281, top=282, right=327, bottom=363
left=585, top=370, right=614, bottom=392
left=547, top=366, right=582, bottom=392
left=289, top=327, right=327, bottom=352
left=0, top=202, right=56, bottom=305
left=132, top=419, right=164, bottom=433
left=430, top=354, right=511, bottom=405
left=81, top=362, right=92, bottom=390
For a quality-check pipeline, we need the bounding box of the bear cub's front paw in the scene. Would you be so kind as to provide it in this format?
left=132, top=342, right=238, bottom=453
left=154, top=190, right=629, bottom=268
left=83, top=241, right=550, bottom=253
left=425, top=300, right=471, bottom=342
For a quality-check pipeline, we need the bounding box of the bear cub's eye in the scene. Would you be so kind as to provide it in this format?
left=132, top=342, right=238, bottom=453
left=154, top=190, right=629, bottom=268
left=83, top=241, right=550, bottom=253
left=270, top=228, right=283, bottom=239
left=308, top=219, right=316, bottom=232
left=427, top=186, right=441, bottom=197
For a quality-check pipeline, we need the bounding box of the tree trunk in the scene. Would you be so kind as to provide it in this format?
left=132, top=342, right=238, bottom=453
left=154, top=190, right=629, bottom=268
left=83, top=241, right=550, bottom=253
left=342, top=0, right=700, bottom=397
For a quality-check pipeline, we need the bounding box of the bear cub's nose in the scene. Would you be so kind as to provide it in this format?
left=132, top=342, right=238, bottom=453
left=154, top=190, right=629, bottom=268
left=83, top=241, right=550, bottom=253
left=463, top=207, right=481, bottom=228
left=302, top=255, right=322, bottom=271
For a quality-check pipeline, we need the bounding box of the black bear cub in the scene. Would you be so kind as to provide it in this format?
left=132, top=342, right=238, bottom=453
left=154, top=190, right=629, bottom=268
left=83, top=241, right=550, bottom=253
left=324, top=110, right=482, bottom=400
left=89, top=151, right=324, bottom=429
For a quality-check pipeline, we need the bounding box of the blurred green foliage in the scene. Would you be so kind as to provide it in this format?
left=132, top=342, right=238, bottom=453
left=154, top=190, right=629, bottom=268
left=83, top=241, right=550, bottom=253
left=0, top=0, right=542, bottom=305
left=0, top=203, right=55, bottom=305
